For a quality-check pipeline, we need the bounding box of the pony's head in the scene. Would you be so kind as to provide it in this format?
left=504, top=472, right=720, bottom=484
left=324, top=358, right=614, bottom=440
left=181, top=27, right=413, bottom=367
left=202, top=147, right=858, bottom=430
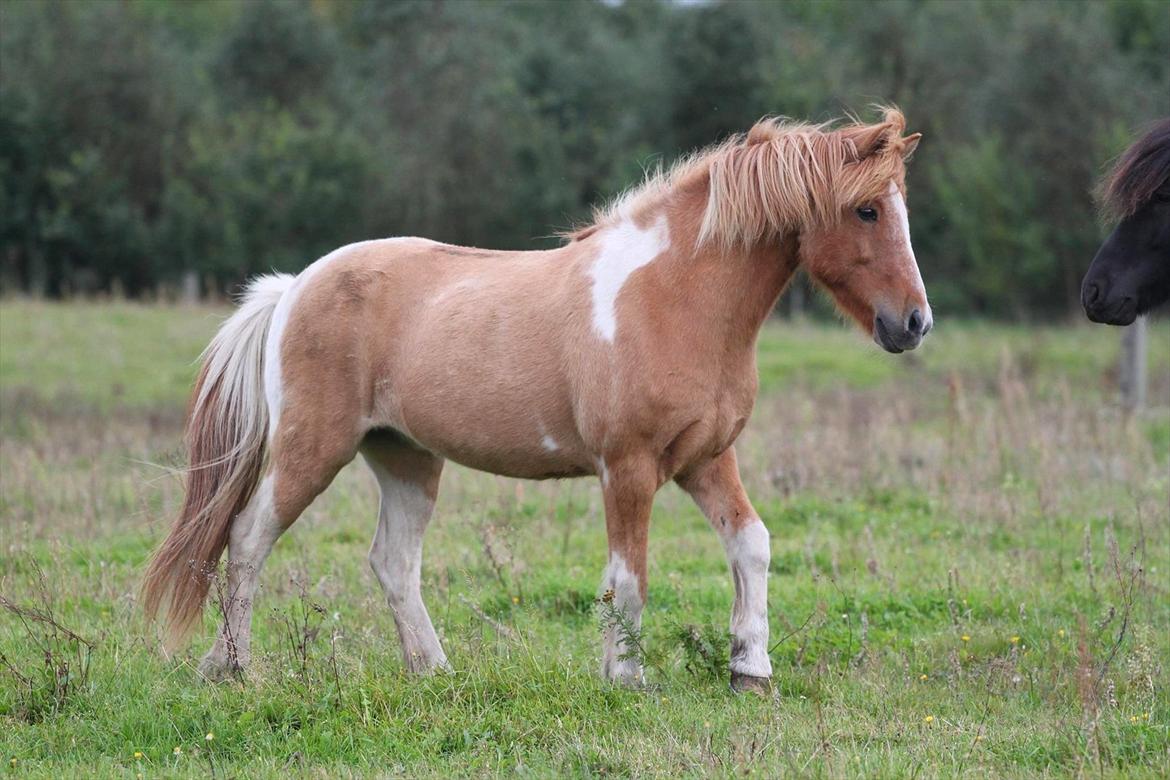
left=1082, top=118, right=1170, bottom=325
left=794, top=111, right=929, bottom=352
left=699, top=108, right=929, bottom=352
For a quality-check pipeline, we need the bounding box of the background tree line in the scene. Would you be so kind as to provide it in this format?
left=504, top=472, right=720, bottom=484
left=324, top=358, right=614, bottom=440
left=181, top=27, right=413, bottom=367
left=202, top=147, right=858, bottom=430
left=1, top=0, right=1166, bottom=317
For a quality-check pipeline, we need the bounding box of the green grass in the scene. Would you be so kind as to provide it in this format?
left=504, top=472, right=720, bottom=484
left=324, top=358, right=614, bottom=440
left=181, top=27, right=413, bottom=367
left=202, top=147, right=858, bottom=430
left=1, top=301, right=1168, bottom=777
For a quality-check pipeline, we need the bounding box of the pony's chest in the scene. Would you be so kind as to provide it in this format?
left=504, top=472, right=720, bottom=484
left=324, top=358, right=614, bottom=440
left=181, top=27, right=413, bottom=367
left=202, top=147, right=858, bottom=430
left=644, top=361, right=759, bottom=466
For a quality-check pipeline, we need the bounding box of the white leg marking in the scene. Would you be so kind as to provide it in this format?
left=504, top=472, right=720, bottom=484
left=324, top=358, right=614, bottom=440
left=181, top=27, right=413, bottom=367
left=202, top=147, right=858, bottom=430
left=724, top=520, right=772, bottom=678
left=364, top=458, right=448, bottom=674
left=600, top=553, right=644, bottom=684
left=199, top=476, right=281, bottom=678
left=588, top=216, right=670, bottom=342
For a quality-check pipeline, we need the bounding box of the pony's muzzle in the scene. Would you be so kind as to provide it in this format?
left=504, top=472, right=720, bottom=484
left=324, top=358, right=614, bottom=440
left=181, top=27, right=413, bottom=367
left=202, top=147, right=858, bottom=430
left=1082, top=277, right=1137, bottom=326
left=873, top=307, right=931, bottom=353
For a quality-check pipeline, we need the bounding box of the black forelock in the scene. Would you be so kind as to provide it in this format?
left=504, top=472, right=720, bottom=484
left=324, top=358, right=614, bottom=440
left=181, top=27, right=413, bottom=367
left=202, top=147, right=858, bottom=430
left=1100, top=118, right=1170, bottom=221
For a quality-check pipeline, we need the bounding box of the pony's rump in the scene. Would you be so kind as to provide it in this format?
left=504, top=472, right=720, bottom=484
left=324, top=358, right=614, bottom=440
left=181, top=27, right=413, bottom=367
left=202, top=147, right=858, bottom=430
left=141, top=273, right=292, bottom=648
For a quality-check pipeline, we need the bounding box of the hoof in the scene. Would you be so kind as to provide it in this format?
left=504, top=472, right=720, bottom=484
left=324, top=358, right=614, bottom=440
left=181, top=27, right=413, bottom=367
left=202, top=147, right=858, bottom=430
left=602, top=657, right=644, bottom=688
left=197, top=653, right=243, bottom=683
left=604, top=669, right=646, bottom=689
left=730, top=672, right=771, bottom=696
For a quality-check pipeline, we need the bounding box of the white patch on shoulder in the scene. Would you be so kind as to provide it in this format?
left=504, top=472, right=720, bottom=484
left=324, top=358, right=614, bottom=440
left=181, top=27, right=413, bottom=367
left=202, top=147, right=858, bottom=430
left=588, top=215, right=670, bottom=342
left=887, top=181, right=926, bottom=297
left=541, top=435, right=559, bottom=452
left=265, top=237, right=429, bottom=439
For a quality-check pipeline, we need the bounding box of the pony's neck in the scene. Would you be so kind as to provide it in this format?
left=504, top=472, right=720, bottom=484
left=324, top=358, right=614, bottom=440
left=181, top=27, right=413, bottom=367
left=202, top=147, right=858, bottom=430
left=664, top=182, right=801, bottom=350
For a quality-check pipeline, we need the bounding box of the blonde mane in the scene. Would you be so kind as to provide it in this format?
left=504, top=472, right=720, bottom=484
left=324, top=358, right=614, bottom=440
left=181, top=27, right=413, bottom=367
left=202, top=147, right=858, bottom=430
left=569, top=108, right=915, bottom=250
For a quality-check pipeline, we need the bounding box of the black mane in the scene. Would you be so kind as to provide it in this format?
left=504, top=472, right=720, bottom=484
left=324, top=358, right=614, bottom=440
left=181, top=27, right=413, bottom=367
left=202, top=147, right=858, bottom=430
left=1100, top=118, right=1170, bottom=220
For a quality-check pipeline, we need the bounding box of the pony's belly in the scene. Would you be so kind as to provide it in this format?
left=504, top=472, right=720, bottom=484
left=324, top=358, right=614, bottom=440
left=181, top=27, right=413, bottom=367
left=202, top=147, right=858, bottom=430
left=408, top=420, right=594, bottom=480
left=441, top=445, right=594, bottom=481
left=391, top=386, right=593, bottom=480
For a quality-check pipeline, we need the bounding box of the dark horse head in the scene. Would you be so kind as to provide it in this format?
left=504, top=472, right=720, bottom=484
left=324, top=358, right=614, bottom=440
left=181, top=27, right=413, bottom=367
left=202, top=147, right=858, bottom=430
left=1081, top=119, right=1170, bottom=325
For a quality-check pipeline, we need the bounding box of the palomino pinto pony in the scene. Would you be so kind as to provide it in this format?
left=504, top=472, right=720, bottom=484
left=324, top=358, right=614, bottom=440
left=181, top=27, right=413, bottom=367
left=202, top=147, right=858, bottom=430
left=144, top=108, right=930, bottom=692
left=1082, top=118, right=1170, bottom=325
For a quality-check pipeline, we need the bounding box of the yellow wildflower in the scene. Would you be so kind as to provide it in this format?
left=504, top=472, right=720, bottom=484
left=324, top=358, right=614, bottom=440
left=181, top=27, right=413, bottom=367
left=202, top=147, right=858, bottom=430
left=919, top=674, right=928, bottom=681
left=1058, top=629, right=1065, bottom=638
left=961, top=635, right=970, bottom=642
left=205, top=732, right=214, bottom=742
left=134, top=751, right=143, bottom=759
left=173, top=746, right=182, bottom=756
left=924, top=715, right=935, bottom=724
left=1010, top=636, right=1020, bottom=644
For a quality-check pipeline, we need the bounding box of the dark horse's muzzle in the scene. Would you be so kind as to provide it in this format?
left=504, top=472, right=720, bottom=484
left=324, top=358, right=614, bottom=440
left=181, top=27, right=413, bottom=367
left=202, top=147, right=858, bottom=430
left=1081, top=263, right=1138, bottom=326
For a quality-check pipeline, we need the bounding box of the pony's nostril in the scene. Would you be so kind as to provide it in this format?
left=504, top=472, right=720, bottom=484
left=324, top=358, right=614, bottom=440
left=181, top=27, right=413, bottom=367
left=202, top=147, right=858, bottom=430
left=1084, top=282, right=1100, bottom=306
left=907, top=309, right=923, bottom=336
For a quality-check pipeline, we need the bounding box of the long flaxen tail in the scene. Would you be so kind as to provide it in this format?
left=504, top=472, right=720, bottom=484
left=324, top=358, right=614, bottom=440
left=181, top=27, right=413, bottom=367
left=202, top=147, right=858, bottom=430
left=142, top=273, right=294, bottom=649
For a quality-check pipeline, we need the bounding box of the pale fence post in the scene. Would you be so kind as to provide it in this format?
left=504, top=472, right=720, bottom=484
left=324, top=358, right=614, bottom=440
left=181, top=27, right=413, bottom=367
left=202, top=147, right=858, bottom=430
left=1119, top=315, right=1147, bottom=412
left=181, top=270, right=200, bottom=304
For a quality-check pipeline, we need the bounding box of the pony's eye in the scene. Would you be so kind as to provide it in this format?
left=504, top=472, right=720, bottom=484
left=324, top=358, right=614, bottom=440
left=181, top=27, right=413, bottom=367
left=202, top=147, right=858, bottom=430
left=856, top=206, right=878, bottom=223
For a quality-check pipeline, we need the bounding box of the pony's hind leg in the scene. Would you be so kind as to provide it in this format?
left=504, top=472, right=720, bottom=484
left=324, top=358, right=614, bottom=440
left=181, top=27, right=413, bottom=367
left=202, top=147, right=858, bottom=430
left=197, top=474, right=282, bottom=681
left=360, top=433, right=448, bottom=673
left=676, top=447, right=772, bottom=694
left=199, top=416, right=358, bottom=680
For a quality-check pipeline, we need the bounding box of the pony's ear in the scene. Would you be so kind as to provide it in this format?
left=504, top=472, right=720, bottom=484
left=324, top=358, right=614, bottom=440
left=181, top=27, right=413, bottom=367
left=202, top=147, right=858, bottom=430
left=846, top=123, right=891, bottom=160
left=844, top=108, right=907, bottom=160
left=901, top=132, right=922, bottom=159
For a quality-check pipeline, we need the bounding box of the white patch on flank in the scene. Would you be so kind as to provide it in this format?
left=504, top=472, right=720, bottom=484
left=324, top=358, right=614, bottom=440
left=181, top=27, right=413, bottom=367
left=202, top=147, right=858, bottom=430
left=600, top=552, right=644, bottom=683
left=541, top=435, right=559, bottom=452
left=264, top=237, right=428, bottom=439
left=588, top=215, right=670, bottom=342
left=887, top=181, right=927, bottom=300
left=597, top=458, right=610, bottom=487
left=724, top=520, right=773, bottom=678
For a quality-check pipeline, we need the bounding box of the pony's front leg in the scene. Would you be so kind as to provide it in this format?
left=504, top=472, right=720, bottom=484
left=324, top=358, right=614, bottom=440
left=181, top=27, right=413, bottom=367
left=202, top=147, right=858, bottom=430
left=677, top=447, right=772, bottom=693
left=598, top=456, right=657, bottom=686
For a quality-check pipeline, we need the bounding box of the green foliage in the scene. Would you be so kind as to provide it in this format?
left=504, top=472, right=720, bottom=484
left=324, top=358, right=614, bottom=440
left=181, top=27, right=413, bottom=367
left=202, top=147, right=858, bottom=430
left=0, top=0, right=1168, bottom=311
left=929, top=136, right=1054, bottom=317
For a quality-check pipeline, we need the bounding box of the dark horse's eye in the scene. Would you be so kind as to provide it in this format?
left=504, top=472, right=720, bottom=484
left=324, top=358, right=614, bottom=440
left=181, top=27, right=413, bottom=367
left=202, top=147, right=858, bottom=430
left=856, top=206, right=878, bottom=222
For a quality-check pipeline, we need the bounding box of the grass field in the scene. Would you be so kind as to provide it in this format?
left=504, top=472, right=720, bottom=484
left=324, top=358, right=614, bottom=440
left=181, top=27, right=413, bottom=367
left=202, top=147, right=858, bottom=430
left=1, top=300, right=1168, bottom=778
